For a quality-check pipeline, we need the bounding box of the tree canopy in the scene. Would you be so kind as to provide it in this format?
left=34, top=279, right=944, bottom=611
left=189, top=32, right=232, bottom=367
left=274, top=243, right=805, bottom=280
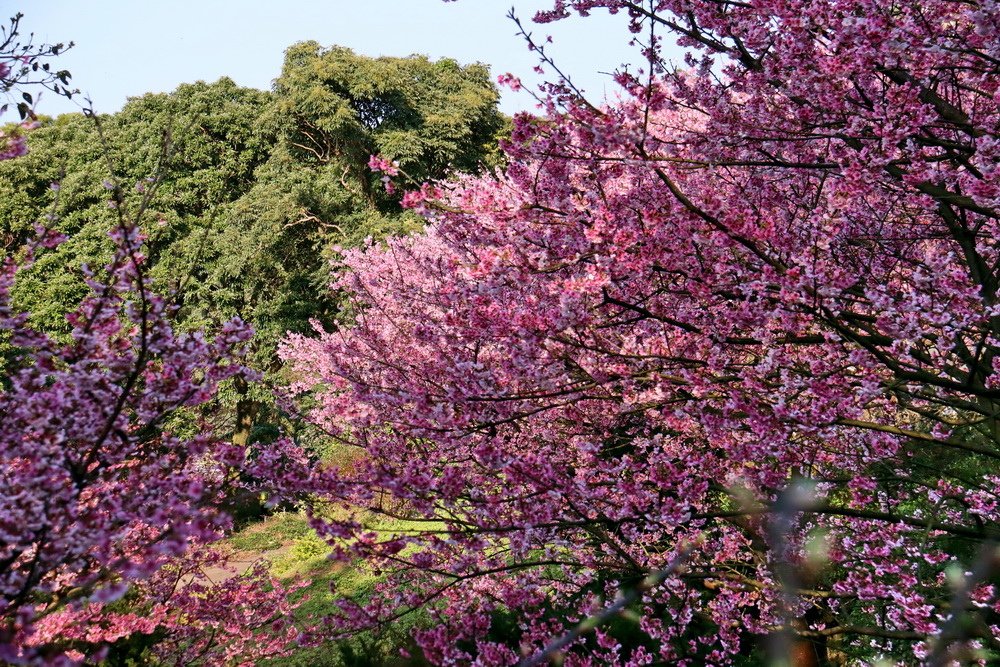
left=0, top=45, right=505, bottom=442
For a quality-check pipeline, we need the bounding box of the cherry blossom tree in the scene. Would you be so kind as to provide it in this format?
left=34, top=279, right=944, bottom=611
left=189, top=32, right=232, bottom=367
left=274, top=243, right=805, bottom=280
left=0, top=67, right=300, bottom=665
left=277, top=1, right=1000, bottom=664
left=0, top=211, right=297, bottom=663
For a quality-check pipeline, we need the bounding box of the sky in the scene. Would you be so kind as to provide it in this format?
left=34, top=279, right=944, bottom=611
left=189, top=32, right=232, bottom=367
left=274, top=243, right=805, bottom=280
left=5, top=1, right=683, bottom=118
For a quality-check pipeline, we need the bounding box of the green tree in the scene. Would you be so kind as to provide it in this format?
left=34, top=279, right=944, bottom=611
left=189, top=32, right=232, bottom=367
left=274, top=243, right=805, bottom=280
left=0, top=46, right=505, bottom=447
left=0, top=78, right=275, bottom=332
left=274, top=42, right=506, bottom=202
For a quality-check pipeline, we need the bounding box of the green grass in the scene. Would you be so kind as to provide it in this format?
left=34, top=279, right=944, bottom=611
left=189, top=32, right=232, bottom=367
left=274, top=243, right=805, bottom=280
left=261, top=540, right=429, bottom=667
left=223, top=508, right=439, bottom=665
left=226, top=511, right=313, bottom=552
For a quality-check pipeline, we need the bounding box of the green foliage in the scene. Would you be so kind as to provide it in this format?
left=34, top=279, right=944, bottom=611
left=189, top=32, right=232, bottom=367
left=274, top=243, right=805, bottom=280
left=0, top=78, right=276, bottom=334
left=275, top=42, right=505, bottom=192
left=0, top=46, right=504, bottom=440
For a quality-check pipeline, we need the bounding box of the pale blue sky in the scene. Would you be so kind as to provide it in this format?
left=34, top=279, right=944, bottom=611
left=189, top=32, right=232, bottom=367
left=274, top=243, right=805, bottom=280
left=6, top=1, right=682, bottom=118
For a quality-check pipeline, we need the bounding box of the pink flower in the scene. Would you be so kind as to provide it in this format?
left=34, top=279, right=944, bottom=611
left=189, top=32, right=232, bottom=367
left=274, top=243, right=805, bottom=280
left=367, top=154, right=399, bottom=176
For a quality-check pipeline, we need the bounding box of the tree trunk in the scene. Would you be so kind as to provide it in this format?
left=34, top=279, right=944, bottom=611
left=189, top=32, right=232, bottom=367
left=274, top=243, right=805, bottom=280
left=231, top=376, right=260, bottom=447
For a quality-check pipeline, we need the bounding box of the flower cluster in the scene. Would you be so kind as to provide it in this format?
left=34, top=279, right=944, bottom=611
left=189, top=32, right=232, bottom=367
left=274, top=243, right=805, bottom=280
left=0, top=121, right=31, bottom=160
left=25, top=547, right=307, bottom=666
left=0, top=224, right=260, bottom=663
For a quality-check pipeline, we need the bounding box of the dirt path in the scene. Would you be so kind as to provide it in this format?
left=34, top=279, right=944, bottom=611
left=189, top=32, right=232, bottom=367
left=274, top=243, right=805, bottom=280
left=196, top=543, right=294, bottom=584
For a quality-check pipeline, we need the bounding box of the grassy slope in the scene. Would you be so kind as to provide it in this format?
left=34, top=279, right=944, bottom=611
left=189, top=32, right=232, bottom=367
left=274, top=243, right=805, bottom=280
left=223, top=510, right=435, bottom=666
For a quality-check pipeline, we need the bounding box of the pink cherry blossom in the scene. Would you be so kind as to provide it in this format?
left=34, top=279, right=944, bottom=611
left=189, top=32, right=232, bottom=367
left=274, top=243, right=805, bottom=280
left=276, top=1, right=1000, bottom=664
left=0, top=223, right=270, bottom=663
